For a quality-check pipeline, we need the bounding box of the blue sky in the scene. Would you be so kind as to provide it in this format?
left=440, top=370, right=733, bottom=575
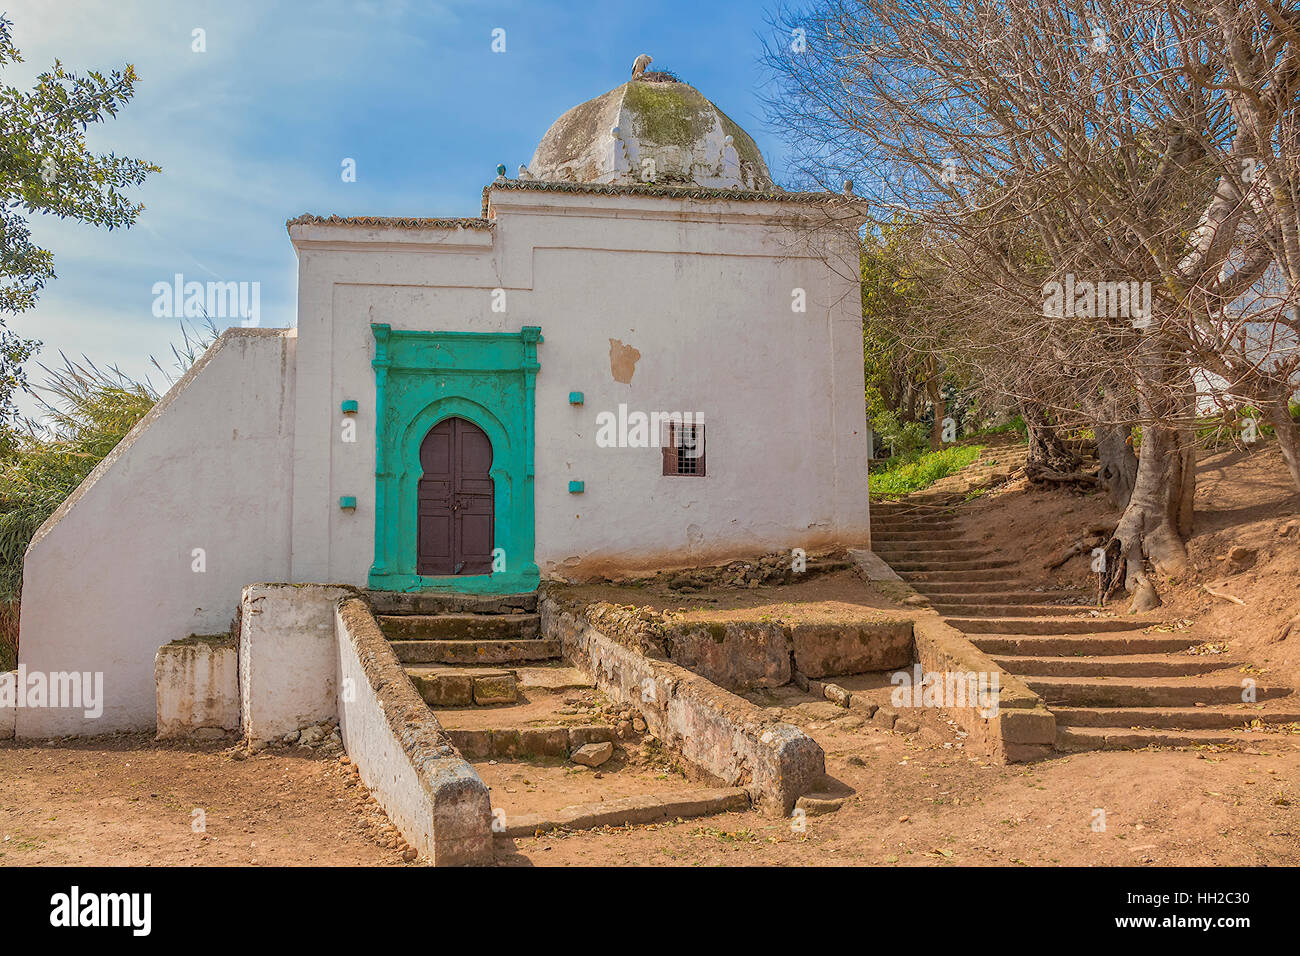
left=6, top=0, right=795, bottom=416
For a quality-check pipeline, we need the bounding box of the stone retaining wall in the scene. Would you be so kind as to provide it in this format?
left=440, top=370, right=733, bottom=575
left=335, top=596, right=492, bottom=865
left=542, top=595, right=824, bottom=815
left=912, top=615, right=1056, bottom=763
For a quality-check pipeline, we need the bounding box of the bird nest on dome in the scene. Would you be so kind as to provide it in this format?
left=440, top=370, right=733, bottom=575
left=639, top=70, right=680, bottom=83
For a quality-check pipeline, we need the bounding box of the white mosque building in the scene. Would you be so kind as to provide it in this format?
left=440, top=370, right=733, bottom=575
left=14, top=69, right=870, bottom=736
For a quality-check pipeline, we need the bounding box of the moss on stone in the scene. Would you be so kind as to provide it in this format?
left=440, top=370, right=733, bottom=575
left=623, top=81, right=713, bottom=149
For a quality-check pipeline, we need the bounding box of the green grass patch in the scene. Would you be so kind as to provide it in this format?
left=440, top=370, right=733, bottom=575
left=869, top=444, right=984, bottom=500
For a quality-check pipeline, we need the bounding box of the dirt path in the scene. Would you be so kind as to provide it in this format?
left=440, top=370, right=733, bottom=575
left=0, top=734, right=404, bottom=866
left=496, top=715, right=1300, bottom=866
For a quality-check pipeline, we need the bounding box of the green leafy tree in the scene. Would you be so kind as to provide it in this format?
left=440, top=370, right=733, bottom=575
left=0, top=14, right=157, bottom=418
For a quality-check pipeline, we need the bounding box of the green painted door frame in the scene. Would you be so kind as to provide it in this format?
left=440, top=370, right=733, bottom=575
left=368, top=323, right=542, bottom=594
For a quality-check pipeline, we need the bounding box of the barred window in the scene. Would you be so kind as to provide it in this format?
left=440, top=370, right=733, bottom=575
left=661, top=420, right=706, bottom=477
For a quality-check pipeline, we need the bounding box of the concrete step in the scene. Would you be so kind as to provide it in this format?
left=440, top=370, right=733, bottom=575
left=870, top=520, right=960, bottom=535
left=379, top=612, right=541, bottom=641
left=1026, top=676, right=1290, bottom=707
left=946, top=617, right=1150, bottom=634
left=1051, top=704, right=1300, bottom=730
left=404, top=666, right=519, bottom=707
left=1055, top=726, right=1270, bottom=751
left=990, top=652, right=1243, bottom=678
left=367, top=590, right=537, bottom=615
left=970, top=633, right=1202, bottom=656
left=515, top=665, right=589, bottom=693
left=392, top=638, right=561, bottom=666
left=499, top=787, right=751, bottom=838
left=919, top=590, right=1091, bottom=605
left=933, top=603, right=1088, bottom=617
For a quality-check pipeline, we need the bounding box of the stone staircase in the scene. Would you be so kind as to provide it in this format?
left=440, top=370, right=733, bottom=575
left=367, top=589, right=625, bottom=761
left=369, top=591, right=557, bottom=706
left=871, top=450, right=1300, bottom=752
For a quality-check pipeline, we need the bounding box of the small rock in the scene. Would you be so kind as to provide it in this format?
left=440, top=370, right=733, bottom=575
left=299, top=725, right=326, bottom=746
left=894, top=719, right=920, bottom=734
left=401, top=848, right=417, bottom=862
left=872, top=707, right=899, bottom=730
left=616, top=720, right=633, bottom=739
left=230, top=749, right=247, bottom=761
left=192, top=727, right=227, bottom=741
left=632, top=716, right=647, bottom=734
left=247, top=739, right=268, bottom=754
left=571, top=741, right=614, bottom=767
left=796, top=793, right=846, bottom=816
left=282, top=730, right=301, bottom=744
left=1223, top=545, right=1258, bottom=572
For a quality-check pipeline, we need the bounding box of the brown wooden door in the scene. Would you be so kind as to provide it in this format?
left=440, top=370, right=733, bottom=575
left=417, top=418, right=494, bottom=575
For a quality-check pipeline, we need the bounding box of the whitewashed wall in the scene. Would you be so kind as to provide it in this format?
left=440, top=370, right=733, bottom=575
left=17, top=330, right=297, bottom=736
left=288, top=189, right=871, bottom=584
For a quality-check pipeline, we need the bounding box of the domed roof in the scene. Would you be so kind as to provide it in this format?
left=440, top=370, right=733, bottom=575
left=525, top=77, right=773, bottom=190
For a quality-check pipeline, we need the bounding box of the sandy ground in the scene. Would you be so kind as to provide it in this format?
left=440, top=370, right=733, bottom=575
left=4, top=701, right=1296, bottom=866
left=0, top=734, right=403, bottom=866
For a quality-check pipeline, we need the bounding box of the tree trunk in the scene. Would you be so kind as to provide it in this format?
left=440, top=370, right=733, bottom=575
left=1265, top=395, right=1300, bottom=492
left=1022, top=402, right=1084, bottom=484
left=1102, top=375, right=1196, bottom=612
left=927, top=371, right=945, bottom=451
left=1095, top=424, right=1138, bottom=510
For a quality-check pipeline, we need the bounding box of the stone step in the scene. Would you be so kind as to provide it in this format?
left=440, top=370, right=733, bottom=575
left=869, top=528, right=962, bottom=542
left=907, top=580, right=1033, bottom=592
left=900, top=569, right=1019, bottom=583
left=367, top=590, right=538, bottom=615
left=946, top=616, right=1150, bottom=634
left=449, top=724, right=615, bottom=760
left=970, top=633, right=1202, bottom=656
left=1054, top=726, right=1268, bottom=751
left=1026, top=676, right=1290, bottom=708
left=918, top=590, right=1090, bottom=605
left=870, top=520, right=960, bottom=534
left=378, top=612, right=541, bottom=641
left=990, top=652, right=1243, bottom=678
left=515, top=665, right=589, bottom=693
left=890, top=558, right=1018, bottom=572
left=404, top=666, right=519, bottom=707
left=876, top=544, right=993, bottom=558
left=933, top=603, right=1087, bottom=617
left=498, top=787, right=751, bottom=839
left=1051, top=704, right=1300, bottom=730
left=392, top=638, right=561, bottom=666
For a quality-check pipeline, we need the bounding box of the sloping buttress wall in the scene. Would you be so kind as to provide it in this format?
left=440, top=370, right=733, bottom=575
left=16, top=329, right=297, bottom=736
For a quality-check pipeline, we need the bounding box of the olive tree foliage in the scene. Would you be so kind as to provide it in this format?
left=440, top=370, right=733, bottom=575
left=0, top=14, right=158, bottom=420
left=764, top=0, right=1300, bottom=610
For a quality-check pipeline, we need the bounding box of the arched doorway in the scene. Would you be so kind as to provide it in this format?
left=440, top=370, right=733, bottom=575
left=417, top=417, right=494, bottom=575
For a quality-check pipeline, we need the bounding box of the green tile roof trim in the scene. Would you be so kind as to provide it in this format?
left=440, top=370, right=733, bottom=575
left=480, top=179, right=842, bottom=216
left=286, top=214, right=494, bottom=232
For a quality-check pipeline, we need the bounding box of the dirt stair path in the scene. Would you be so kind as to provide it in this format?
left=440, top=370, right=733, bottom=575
left=872, top=445, right=1300, bottom=753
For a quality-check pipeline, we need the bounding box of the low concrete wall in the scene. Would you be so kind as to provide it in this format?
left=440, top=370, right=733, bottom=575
left=335, top=597, right=492, bottom=865
left=155, top=635, right=239, bottom=739
left=542, top=595, right=824, bottom=815
left=664, top=622, right=790, bottom=689
left=240, top=584, right=353, bottom=742
left=912, top=615, right=1056, bottom=763
left=0, top=671, right=14, bottom=739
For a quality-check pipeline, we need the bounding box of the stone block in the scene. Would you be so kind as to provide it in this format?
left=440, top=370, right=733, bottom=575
left=790, top=621, right=914, bottom=679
